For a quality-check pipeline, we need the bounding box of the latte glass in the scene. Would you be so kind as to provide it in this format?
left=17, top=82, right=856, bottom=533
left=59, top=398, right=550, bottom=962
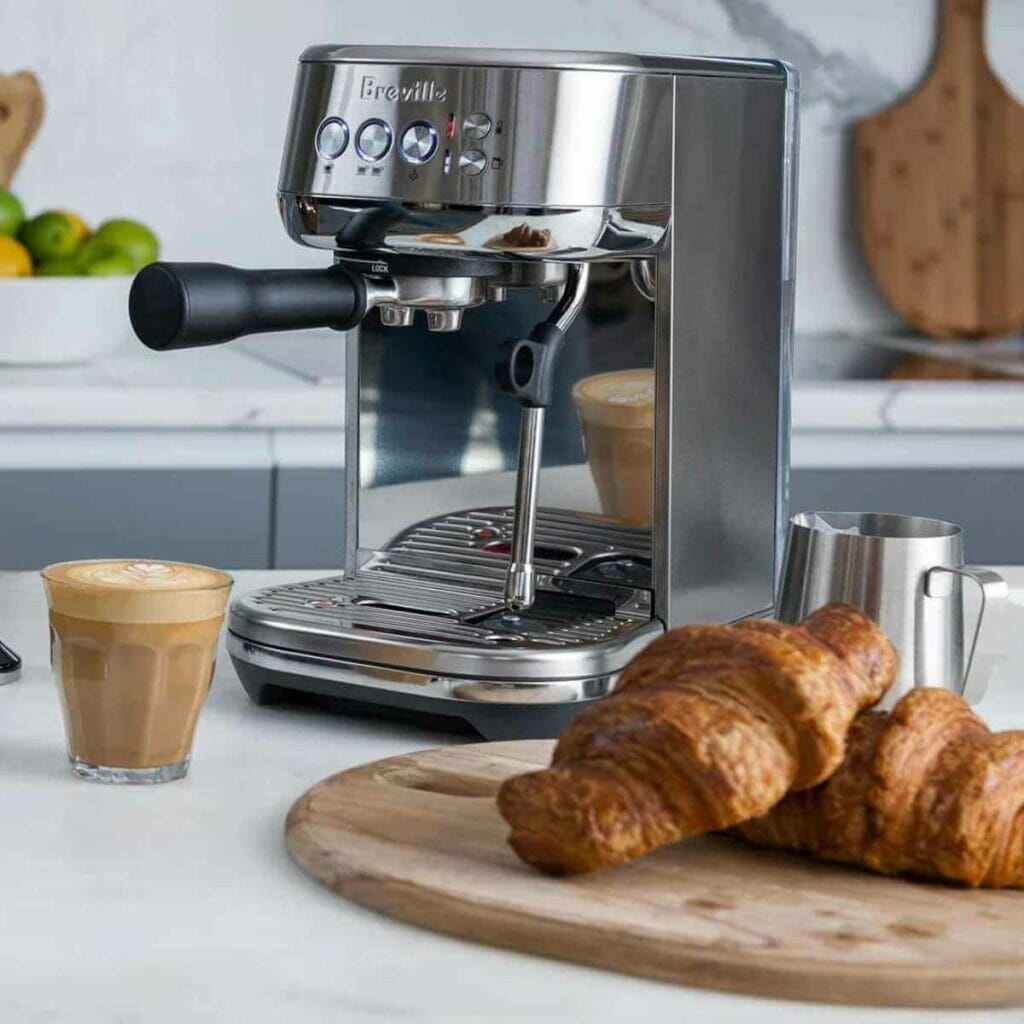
left=41, top=559, right=232, bottom=783
left=572, top=368, right=654, bottom=526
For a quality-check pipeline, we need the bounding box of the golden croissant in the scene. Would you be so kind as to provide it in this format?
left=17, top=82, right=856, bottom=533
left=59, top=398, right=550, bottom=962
left=737, top=687, right=1024, bottom=887
left=497, top=604, right=897, bottom=873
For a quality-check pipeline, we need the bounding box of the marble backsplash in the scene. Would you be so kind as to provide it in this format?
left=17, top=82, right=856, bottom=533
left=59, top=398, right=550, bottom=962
left=3, top=0, right=1023, bottom=335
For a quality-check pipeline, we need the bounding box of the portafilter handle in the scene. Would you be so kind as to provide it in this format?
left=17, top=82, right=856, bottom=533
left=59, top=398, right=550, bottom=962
left=497, top=263, right=590, bottom=611
left=129, top=262, right=370, bottom=350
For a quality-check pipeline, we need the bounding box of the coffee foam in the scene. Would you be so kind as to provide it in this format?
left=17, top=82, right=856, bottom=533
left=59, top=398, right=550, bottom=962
left=571, top=369, right=654, bottom=428
left=42, top=560, right=232, bottom=623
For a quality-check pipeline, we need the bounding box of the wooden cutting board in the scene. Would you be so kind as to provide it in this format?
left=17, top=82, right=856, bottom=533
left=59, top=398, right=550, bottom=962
left=286, top=740, right=1024, bottom=1008
left=856, top=0, right=1024, bottom=338
left=0, top=71, right=43, bottom=187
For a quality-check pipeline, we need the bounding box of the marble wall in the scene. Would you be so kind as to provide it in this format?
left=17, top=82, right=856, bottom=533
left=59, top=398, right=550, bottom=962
left=4, top=0, right=1024, bottom=333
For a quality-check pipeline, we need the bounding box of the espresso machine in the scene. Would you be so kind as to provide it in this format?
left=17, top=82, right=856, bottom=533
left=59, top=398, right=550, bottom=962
left=129, top=46, right=798, bottom=738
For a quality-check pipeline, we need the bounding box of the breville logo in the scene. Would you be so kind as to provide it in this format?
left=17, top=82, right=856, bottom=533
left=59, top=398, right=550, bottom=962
left=359, top=75, right=448, bottom=103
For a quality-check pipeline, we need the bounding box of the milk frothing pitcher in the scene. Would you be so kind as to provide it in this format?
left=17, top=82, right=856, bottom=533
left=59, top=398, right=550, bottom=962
left=777, top=512, right=1008, bottom=707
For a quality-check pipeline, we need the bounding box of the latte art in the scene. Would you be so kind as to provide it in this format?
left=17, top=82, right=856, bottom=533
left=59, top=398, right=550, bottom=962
left=42, top=559, right=232, bottom=625
left=606, top=384, right=653, bottom=405
left=573, top=368, right=654, bottom=411
left=59, top=560, right=226, bottom=590
left=107, top=561, right=176, bottom=581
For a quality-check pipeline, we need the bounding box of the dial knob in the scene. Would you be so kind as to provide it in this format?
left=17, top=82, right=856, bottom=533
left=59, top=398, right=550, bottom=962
left=355, top=119, right=393, bottom=162
left=463, top=112, right=492, bottom=140
left=400, top=121, right=438, bottom=164
left=315, top=117, right=349, bottom=160
left=459, top=148, right=487, bottom=177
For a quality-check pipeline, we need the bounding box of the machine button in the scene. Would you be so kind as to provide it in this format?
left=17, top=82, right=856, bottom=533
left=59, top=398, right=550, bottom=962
left=355, top=119, right=393, bottom=161
left=315, top=117, right=349, bottom=160
left=399, top=121, right=438, bottom=164
left=463, top=112, right=492, bottom=140
left=459, top=148, right=487, bottom=176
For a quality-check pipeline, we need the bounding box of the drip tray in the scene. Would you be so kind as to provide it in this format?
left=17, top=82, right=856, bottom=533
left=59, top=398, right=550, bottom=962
left=464, top=591, right=618, bottom=638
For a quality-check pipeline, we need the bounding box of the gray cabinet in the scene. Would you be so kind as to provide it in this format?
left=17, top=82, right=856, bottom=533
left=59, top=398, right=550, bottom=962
left=272, top=468, right=346, bottom=568
left=790, top=469, right=1024, bottom=565
left=2, top=469, right=273, bottom=570
left=3, top=465, right=1021, bottom=570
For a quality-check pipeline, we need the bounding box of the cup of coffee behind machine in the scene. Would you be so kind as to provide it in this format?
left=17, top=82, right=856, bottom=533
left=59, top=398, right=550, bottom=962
left=41, top=559, right=232, bottom=783
left=572, top=369, right=654, bottom=526
left=777, top=512, right=1008, bottom=708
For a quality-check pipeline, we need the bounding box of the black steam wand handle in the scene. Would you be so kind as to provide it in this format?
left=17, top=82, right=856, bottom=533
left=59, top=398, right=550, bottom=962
left=129, top=262, right=369, bottom=351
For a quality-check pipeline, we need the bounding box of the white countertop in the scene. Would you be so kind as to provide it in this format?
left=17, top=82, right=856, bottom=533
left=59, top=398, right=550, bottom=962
left=5, top=335, right=1024, bottom=436
left=0, top=336, right=345, bottom=430
left=3, top=568, right=1024, bottom=1023
left=5, top=335, right=1024, bottom=470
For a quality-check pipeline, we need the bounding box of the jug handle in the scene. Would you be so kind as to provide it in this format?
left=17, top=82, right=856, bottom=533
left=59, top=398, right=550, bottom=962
left=926, top=565, right=1009, bottom=704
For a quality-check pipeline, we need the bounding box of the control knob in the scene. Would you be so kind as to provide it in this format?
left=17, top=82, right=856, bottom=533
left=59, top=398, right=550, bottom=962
left=463, top=113, right=492, bottom=140
left=399, top=121, right=438, bottom=164
left=355, top=119, right=393, bottom=162
left=315, top=118, right=349, bottom=160
left=459, top=149, right=487, bottom=177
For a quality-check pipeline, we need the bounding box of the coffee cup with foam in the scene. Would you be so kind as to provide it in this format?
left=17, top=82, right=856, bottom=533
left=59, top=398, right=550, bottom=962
left=571, top=368, right=654, bottom=526
left=41, top=559, right=232, bottom=783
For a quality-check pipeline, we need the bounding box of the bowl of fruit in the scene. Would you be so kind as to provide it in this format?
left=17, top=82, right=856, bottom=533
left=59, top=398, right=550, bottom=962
left=0, top=186, right=159, bottom=365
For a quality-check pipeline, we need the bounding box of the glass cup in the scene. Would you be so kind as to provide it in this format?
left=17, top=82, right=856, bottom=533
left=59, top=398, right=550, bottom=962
left=41, top=559, right=232, bottom=783
left=571, top=368, right=654, bottom=526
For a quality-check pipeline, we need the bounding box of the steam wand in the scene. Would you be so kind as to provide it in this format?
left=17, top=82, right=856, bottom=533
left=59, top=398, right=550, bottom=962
left=495, top=263, right=589, bottom=610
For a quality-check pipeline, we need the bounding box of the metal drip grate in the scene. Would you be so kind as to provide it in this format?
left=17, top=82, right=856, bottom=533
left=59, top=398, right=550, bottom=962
left=241, top=507, right=653, bottom=650
left=375, top=506, right=652, bottom=586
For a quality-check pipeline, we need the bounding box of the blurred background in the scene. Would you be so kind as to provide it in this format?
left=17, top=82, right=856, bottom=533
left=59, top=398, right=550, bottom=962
left=2, top=0, right=1024, bottom=569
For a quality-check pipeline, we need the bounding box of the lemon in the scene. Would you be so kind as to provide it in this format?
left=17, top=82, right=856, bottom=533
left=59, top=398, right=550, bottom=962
left=0, top=188, right=25, bottom=237
left=93, top=218, right=159, bottom=271
left=0, top=236, right=33, bottom=276
left=18, top=211, right=80, bottom=262
left=57, top=209, right=91, bottom=244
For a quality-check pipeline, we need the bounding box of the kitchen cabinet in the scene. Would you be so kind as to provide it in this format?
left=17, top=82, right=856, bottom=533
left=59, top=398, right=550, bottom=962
left=4, top=464, right=1024, bottom=570
left=1, top=468, right=272, bottom=569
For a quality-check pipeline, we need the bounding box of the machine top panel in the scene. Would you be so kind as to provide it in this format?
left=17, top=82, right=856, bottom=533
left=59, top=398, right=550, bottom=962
left=299, top=45, right=792, bottom=82
left=277, top=45, right=794, bottom=254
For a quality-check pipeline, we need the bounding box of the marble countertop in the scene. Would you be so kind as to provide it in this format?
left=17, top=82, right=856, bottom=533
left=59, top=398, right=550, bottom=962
left=0, top=336, right=344, bottom=430
left=3, top=330, right=1024, bottom=479
left=4, top=333, right=1024, bottom=475
left=3, top=334, right=1024, bottom=444
left=2, top=568, right=1024, bottom=1023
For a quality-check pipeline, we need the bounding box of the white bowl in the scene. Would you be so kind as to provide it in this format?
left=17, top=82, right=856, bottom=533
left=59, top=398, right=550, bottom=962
left=0, top=275, right=133, bottom=365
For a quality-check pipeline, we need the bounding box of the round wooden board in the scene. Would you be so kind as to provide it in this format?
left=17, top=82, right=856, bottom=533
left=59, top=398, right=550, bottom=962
left=285, top=740, right=1024, bottom=1008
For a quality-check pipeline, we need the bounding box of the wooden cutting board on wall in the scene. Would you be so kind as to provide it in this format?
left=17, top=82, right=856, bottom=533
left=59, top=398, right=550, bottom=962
left=0, top=71, right=43, bottom=187
left=286, top=740, right=1024, bottom=1008
left=856, top=0, right=1024, bottom=338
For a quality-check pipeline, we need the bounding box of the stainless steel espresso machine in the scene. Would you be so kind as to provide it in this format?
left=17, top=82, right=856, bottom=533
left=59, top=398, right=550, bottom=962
left=129, top=46, right=798, bottom=738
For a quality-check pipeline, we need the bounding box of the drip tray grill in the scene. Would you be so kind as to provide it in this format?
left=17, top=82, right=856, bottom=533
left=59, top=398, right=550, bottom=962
left=241, top=567, right=646, bottom=649
left=228, top=507, right=661, bottom=681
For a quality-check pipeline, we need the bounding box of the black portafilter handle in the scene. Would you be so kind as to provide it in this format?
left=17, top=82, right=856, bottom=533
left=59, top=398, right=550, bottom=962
left=129, top=262, right=368, bottom=351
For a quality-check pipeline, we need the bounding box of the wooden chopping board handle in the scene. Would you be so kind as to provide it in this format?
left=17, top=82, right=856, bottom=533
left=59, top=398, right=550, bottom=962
left=934, top=0, right=988, bottom=69
left=0, top=71, right=44, bottom=188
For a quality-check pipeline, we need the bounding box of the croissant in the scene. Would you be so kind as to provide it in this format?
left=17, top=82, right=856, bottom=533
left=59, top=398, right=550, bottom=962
left=737, top=687, right=1024, bottom=887
left=497, top=604, right=896, bottom=873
